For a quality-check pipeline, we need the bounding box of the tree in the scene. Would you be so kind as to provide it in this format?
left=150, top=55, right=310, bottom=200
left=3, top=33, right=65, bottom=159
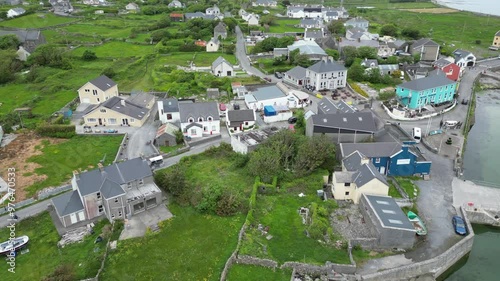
left=101, top=67, right=116, bottom=78
left=366, top=68, right=382, bottom=84
left=341, top=46, right=359, bottom=67
left=281, top=0, right=291, bottom=6
left=294, top=110, right=306, bottom=135
left=28, top=44, right=71, bottom=69
left=380, top=24, right=398, bottom=37
left=358, top=46, right=377, bottom=59
left=247, top=146, right=281, bottom=183
left=294, top=135, right=335, bottom=176
left=222, top=17, right=238, bottom=33
left=347, top=59, right=365, bottom=82
left=0, top=11, right=7, bottom=20
left=174, top=129, right=184, bottom=144
left=0, top=35, right=20, bottom=50
left=327, top=20, right=346, bottom=35
left=151, top=29, right=171, bottom=43
left=81, top=50, right=97, bottom=61
left=325, top=48, right=340, bottom=60
left=155, top=165, right=188, bottom=197
left=0, top=50, right=23, bottom=84
left=260, top=15, right=276, bottom=26
left=401, top=28, right=421, bottom=40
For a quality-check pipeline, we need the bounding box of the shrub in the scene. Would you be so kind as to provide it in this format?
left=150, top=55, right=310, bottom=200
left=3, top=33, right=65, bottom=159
left=43, top=264, right=75, bottom=281
left=35, top=124, right=76, bottom=138
left=348, top=81, right=369, bottom=98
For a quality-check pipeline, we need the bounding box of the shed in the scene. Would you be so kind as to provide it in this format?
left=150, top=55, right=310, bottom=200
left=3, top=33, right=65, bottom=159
left=264, top=105, right=276, bottom=116
left=155, top=123, right=179, bottom=147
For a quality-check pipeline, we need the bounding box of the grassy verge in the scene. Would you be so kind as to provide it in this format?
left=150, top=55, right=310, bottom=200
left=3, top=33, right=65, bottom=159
left=159, top=144, right=184, bottom=154
left=388, top=179, right=403, bottom=198
left=267, top=19, right=302, bottom=33
left=0, top=212, right=110, bottom=281
left=393, top=177, right=419, bottom=199
left=240, top=171, right=352, bottom=265
left=26, top=135, right=123, bottom=196
left=100, top=204, right=244, bottom=281
left=226, top=264, right=291, bottom=281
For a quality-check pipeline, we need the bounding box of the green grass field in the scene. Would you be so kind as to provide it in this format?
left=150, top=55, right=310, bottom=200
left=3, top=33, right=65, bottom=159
left=100, top=204, right=244, bottom=281
left=239, top=171, right=352, bottom=265
left=0, top=212, right=109, bottom=281
left=26, top=135, right=122, bottom=196
left=267, top=19, right=302, bottom=33
left=71, top=41, right=156, bottom=58
left=394, top=177, right=420, bottom=199
left=157, top=52, right=238, bottom=67
left=226, top=264, right=291, bottom=281
left=388, top=179, right=403, bottom=198
left=0, top=13, right=78, bottom=28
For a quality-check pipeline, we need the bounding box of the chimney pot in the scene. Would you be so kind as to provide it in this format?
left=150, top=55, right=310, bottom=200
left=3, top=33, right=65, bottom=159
left=98, top=163, right=104, bottom=171
left=121, top=99, right=126, bottom=106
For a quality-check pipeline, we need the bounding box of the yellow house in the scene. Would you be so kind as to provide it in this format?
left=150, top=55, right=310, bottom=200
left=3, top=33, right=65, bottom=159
left=492, top=30, right=500, bottom=49
left=330, top=151, right=389, bottom=204
left=83, top=96, right=150, bottom=127
left=78, top=75, right=119, bottom=105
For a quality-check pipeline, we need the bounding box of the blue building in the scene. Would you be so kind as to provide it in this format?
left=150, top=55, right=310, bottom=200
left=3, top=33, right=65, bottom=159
left=396, top=70, right=457, bottom=109
left=339, top=142, right=431, bottom=176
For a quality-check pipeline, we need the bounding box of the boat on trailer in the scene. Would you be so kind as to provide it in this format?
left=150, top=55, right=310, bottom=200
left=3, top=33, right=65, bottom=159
left=408, top=211, right=427, bottom=236
left=0, top=235, right=29, bottom=255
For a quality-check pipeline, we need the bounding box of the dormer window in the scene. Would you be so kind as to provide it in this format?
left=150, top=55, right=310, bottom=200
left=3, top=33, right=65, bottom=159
left=198, top=117, right=204, bottom=122
left=114, top=198, right=119, bottom=203
left=188, top=117, right=194, bottom=123
left=96, top=192, right=101, bottom=199
left=207, top=116, right=213, bottom=121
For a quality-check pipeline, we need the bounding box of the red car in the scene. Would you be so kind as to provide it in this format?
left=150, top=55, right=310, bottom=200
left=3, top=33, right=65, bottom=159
left=264, top=77, right=272, bottom=82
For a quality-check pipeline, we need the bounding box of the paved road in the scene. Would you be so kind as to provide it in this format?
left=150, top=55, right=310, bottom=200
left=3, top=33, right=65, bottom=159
left=0, top=200, right=51, bottom=228
left=123, top=106, right=159, bottom=160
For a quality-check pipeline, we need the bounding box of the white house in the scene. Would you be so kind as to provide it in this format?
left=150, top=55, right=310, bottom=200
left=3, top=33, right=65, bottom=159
left=252, top=0, right=277, bottom=7
left=226, top=109, right=256, bottom=134
left=212, top=56, right=235, bottom=77
left=157, top=98, right=180, bottom=124
left=299, top=18, right=323, bottom=29
left=283, top=66, right=309, bottom=88
left=453, top=49, right=476, bottom=68
left=323, top=11, right=339, bottom=22
left=287, top=6, right=305, bottom=18
left=125, top=3, right=140, bottom=11
left=304, top=7, right=322, bottom=18
left=7, top=8, right=25, bottom=18
left=206, top=37, right=220, bottom=52
left=246, top=13, right=260, bottom=26
left=206, top=5, right=220, bottom=16
left=244, top=85, right=295, bottom=111
left=306, top=59, right=347, bottom=90
left=168, top=0, right=184, bottom=8
left=178, top=102, right=220, bottom=138
left=344, top=17, right=369, bottom=32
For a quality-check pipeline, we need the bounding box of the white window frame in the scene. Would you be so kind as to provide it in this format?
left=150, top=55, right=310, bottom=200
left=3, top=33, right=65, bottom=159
left=87, top=118, right=96, bottom=122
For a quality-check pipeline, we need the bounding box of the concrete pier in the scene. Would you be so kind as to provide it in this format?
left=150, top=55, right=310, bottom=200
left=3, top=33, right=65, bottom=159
left=453, top=178, right=500, bottom=226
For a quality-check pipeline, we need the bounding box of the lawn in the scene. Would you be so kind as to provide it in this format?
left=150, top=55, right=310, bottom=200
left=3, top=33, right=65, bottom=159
left=256, top=58, right=295, bottom=74
left=0, top=212, right=110, bottom=281
left=393, top=177, right=420, bottom=199
left=26, top=135, right=123, bottom=196
left=239, top=171, right=352, bottom=265
left=100, top=204, right=245, bottom=281
left=226, top=264, right=291, bottom=281
left=267, top=19, right=302, bottom=33
left=159, top=144, right=184, bottom=154
left=158, top=52, right=237, bottom=67
left=0, top=13, right=78, bottom=28
left=388, top=179, right=403, bottom=198
left=71, top=41, right=156, bottom=58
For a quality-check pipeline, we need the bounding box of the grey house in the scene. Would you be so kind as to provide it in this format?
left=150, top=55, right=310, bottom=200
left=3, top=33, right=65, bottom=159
left=344, top=17, right=369, bottom=32
left=0, top=29, right=46, bottom=54
left=155, top=123, right=179, bottom=147
left=306, top=112, right=377, bottom=143
left=214, top=22, right=228, bottom=39
left=410, top=38, right=440, bottom=62
left=52, top=158, right=162, bottom=228
left=359, top=194, right=416, bottom=249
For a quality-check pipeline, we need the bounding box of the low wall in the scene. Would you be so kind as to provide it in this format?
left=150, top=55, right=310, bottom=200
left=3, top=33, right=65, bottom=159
left=382, top=101, right=456, bottom=121
left=350, top=238, right=380, bottom=251
left=464, top=206, right=500, bottom=226
left=113, top=133, right=128, bottom=163
left=361, top=207, right=474, bottom=281
left=188, top=134, right=221, bottom=147
left=235, top=255, right=278, bottom=268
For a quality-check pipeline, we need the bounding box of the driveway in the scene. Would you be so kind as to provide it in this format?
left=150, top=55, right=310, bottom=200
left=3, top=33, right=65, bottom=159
left=119, top=204, right=173, bottom=240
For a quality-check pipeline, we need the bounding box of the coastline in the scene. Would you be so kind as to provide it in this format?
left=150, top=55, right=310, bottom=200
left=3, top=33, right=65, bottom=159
left=431, top=0, right=500, bottom=18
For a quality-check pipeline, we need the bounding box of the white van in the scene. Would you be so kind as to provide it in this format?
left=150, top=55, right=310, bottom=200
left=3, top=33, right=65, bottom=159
left=412, top=127, right=422, bottom=143
left=149, top=155, right=163, bottom=166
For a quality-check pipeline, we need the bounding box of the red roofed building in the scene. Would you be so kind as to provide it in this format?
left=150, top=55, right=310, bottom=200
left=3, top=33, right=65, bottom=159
left=432, top=58, right=461, bottom=81
left=194, top=39, right=207, bottom=47
left=170, top=13, right=184, bottom=22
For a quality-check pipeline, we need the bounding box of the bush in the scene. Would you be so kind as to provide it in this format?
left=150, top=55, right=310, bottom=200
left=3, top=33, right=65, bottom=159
left=43, top=264, right=75, bottom=281
left=36, top=124, right=76, bottom=138
left=348, top=81, right=369, bottom=98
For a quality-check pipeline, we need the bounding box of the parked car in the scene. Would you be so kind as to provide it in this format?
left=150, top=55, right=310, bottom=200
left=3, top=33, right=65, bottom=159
left=233, top=104, right=240, bottom=110
left=83, top=125, right=92, bottom=133
left=105, top=129, right=118, bottom=133
left=274, top=72, right=282, bottom=79
left=452, top=216, right=467, bottom=235
left=288, top=116, right=297, bottom=124
left=264, top=77, right=272, bottom=82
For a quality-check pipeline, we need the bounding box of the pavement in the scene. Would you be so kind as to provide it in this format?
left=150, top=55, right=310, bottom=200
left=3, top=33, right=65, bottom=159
left=452, top=178, right=500, bottom=209
left=119, top=204, right=173, bottom=240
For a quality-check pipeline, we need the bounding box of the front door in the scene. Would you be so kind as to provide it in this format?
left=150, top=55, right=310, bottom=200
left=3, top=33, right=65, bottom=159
left=164, top=140, right=170, bottom=146
left=380, top=166, right=386, bottom=175
left=70, top=213, right=77, bottom=224
left=77, top=211, right=85, bottom=221
left=98, top=118, right=103, bottom=125
left=122, top=118, right=129, bottom=125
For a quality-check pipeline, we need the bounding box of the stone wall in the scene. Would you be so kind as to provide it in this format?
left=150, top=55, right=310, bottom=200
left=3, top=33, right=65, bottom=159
left=350, top=238, right=380, bottom=251
left=361, top=207, right=474, bottom=281
left=235, top=255, right=278, bottom=268
left=464, top=207, right=500, bottom=226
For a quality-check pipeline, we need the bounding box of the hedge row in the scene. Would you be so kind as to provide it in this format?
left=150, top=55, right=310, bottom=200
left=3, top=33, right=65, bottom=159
left=36, top=124, right=76, bottom=139
left=245, top=176, right=260, bottom=226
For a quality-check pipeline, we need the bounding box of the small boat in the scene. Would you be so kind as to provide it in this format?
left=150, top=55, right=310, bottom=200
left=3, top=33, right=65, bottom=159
left=408, top=211, right=427, bottom=236
left=0, top=235, right=29, bottom=255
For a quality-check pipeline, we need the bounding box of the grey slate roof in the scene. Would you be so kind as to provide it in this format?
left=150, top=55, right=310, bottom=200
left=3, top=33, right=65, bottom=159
left=100, top=178, right=126, bottom=199
left=76, top=157, right=152, bottom=197
left=398, top=70, right=455, bottom=91
left=325, top=11, right=338, bottom=17
left=411, top=38, right=439, bottom=49
left=160, top=98, right=179, bottom=113
left=251, top=85, right=286, bottom=101
left=433, top=58, right=452, bottom=68
left=353, top=162, right=388, bottom=187
left=285, top=66, right=307, bottom=80
left=179, top=101, right=220, bottom=122
left=89, top=75, right=117, bottom=91
left=227, top=109, right=255, bottom=123
left=11, top=7, right=25, bottom=14
left=335, top=171, right=356, bottom=183
left=339, top=39, right=379, bottom=48
left=288, top=40, right=327, bottom=56
left=317, top=97, right=338, bottom=114
left=496, top=30, right=500, bottom=36
left=361, top=59, right=378, bottom=67
left=340, top=142, right=402, bottom=158
left=214, top=22, right=227, bottom=33
left=363, top=194, right=415, bottom=230
left=208, top=37, right=220, bottom=45
left=343, top=151, right=364, bottom=172
left=311, top=112, right=377, bottom=133
left=346, top=17, right=368, bottom=24
left=0, top=29, right=45, bottom=53
left=128, top=92, right=154, bottom=108
left=337, top=100, right=356, bottom=114
left=301, top=18, right=320, bottom=26
left=308, top=60, right=346, bottom=73
left=52, top=190, right=84, bottom=217
left=305, top=29, right=323, bottom=39
left=94, top=96, right=148, bottom=120
left=212, top=56, right=233, bottom=69
left=453, top=49, right=473, bottom=60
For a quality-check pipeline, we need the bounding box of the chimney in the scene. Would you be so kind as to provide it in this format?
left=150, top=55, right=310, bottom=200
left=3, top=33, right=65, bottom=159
left=97, top=162, right=104, bottom=172
left=120, top=99, right=126, bottom=107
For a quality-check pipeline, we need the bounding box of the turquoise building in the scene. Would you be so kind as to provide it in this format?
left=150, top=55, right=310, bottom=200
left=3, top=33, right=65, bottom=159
left=396, top=70, right=457, bottom=109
